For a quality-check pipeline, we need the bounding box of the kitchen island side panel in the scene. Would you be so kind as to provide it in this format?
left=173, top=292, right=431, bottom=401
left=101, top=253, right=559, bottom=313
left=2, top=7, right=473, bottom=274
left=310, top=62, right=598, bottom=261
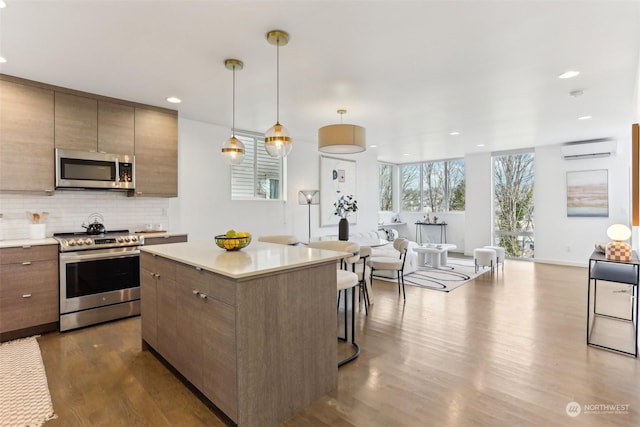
left=235, top=262, right=338, bottom=426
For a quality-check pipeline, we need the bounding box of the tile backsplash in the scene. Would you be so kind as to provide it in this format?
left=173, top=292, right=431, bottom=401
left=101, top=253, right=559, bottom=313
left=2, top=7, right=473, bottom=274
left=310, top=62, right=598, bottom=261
left=0, top=191, right=170, bottom=240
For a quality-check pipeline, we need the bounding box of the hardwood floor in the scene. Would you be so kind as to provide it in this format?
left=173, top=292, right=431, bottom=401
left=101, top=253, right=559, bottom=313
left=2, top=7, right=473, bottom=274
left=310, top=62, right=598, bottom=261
left=37, top=260, right=640, bottom=426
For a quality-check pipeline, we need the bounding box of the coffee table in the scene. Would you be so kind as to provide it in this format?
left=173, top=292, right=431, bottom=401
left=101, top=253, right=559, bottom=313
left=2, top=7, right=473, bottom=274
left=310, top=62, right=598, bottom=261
left=415, top=244, right=457, bottom=269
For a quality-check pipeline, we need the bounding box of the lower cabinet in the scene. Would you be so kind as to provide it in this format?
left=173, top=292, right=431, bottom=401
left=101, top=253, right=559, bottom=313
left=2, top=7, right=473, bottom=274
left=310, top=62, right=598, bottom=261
left=0, top=244, right=59, bottom=341
left=140, top=254, right=238, bottom=422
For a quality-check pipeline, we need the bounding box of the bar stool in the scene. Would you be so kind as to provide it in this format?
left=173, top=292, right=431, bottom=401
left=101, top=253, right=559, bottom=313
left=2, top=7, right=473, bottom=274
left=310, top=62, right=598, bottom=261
left=308, top=240, right=361, bottom=367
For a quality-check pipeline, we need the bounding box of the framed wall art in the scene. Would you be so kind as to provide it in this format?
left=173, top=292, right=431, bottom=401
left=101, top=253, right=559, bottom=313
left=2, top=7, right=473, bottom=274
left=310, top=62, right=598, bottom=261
left=320, top=156, right=357, bottom=226
left=566, top=169, right=608, bottom=217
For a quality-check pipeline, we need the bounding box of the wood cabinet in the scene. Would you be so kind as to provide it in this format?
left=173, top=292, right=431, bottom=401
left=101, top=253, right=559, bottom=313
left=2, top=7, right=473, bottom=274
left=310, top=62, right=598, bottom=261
left=134, top=108, right=178, bottom=197
left=176, top=264, right=237, bottom=419
left=54, top=92, right=98, bottom=151
left=0, top=244, right=59, bottom=341
left=55, top=92, right=134, bottom=155
left=0, top=78, right=55, bottom=193
left=142, top=233, right=188, bottom=246
left=98, top=101, right=135, bottom=155
left=140, top=252, right=178, bottom=365
left=139, top=247, right=337, bottom=426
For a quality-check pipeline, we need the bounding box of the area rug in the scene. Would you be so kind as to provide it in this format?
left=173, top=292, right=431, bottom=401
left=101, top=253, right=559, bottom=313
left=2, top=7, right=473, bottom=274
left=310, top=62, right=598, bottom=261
left=0, top=336, right=56, bottom=427
left=376, top=259, right=490, bottom=292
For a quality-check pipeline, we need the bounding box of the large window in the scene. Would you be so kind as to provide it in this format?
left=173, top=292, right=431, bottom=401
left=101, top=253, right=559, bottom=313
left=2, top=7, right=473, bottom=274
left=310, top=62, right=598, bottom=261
left=231, top=130, right=282, bottom=200
left=401, top=160, right=465, bottom=212
left=379, top=163, right=393, bottom=211
left=493, top=152, right=534, bottom=258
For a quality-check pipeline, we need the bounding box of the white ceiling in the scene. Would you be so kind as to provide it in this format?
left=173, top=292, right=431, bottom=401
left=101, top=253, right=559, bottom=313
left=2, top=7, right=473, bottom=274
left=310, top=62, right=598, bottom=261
left=1, top=1, right=639, bottom=164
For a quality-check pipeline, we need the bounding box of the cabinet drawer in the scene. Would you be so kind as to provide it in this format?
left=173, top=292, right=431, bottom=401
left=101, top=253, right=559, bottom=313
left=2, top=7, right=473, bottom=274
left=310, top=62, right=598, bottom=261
left=143, top=234, right=188, bottom=246
left=177, top=264, right=235, bottom=306
left=0, top=244, right=58, bottom=264
left=0, top=260, right=58, bottom=298
left=0, top=288, right=58, bottom=332
left=140, top=252, right=176, bottom=281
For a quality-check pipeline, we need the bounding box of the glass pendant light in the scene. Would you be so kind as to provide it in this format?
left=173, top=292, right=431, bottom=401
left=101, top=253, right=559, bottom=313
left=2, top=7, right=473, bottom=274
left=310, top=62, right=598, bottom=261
left=221, top=59, right=245, bottom=165
left=264, top=30, right=292, bottom=158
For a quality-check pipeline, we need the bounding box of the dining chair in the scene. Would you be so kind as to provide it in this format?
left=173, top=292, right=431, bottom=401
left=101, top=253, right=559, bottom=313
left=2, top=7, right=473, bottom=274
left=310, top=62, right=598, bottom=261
left=367, top=238, right=409, bottom=300
left=307, top=240, right=361, bottom=367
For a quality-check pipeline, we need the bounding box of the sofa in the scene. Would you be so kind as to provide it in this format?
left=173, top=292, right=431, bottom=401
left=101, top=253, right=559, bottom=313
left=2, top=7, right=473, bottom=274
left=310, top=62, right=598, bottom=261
left=351, top=230, right=419, bottom=278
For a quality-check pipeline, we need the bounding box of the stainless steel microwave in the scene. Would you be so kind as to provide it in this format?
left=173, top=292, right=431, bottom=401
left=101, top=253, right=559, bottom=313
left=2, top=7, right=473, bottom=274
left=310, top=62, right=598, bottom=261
left=55, top=149, right=135, bottom=190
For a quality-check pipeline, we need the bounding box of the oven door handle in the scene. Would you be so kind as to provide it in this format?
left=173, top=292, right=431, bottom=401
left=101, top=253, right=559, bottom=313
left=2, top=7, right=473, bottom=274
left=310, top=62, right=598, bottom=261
left=60, top=249, right=140, bottom=262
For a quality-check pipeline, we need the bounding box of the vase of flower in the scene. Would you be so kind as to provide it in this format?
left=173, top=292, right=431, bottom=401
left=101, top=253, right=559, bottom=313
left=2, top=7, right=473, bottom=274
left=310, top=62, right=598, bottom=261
left=338, top=217, right=349, bottom=241
left=333, top=194, right=358, bottom=241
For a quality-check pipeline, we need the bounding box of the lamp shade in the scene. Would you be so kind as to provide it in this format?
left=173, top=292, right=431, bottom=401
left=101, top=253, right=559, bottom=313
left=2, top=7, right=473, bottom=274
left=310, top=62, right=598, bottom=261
left=298, top=190, right=319, bottom=205
left=606, top=224, right=631, bottom=241
left=221, top=136, right=245, bottom=165
left=265, top=122, right=292, bottom=158
left=318, top=124, right=366, bottom=154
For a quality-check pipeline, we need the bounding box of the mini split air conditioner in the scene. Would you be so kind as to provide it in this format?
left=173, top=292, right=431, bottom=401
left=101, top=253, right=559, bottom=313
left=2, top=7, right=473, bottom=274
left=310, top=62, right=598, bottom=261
left=561, top=139, right=617, bottom=160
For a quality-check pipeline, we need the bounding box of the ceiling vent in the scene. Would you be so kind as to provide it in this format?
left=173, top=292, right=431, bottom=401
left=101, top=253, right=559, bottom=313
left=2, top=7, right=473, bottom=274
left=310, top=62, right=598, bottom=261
left=561, top=139, right=617, bottom=160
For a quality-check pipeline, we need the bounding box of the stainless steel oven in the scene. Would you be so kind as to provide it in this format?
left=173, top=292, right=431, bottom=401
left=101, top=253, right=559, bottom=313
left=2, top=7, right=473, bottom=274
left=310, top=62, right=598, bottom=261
left=55, top=230, right=142, bottom=331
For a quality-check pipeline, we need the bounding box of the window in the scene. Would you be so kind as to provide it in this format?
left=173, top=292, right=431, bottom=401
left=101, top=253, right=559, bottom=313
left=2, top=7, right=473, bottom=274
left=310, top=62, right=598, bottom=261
left=231, top=130, right=283, bottom=200
left=401, top=159, right=465, bottom=212
left=379, top=163, right=393, bottom=211
left=492, top=152, right=534, bottom=258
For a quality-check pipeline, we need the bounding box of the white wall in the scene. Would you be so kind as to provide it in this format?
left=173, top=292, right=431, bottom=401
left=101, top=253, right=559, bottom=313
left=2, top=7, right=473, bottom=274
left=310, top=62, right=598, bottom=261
left=535, top=142, right=631, bottom=266
left=168, top=118, right=380, bottom=243
left=463, top=152, right=493, bottom=256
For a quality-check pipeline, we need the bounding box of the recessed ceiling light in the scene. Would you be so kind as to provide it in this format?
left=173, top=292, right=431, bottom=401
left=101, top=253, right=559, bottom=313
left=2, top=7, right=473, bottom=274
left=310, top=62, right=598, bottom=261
left=477, top=144, right=485, bottom=147
left=403, top=153, right=409, bottom=156
left=558, top=70, right=580, bottom=79
left=369, top=144, right=377, bottom=148
left=0, top=1, right=6, bottom=9
left=166, top=96, right=181, bottom=104
left=449, top=131, right=460, bottom=136
left=0, top=56, right=6, bottom=63
left=578, top=115, right=592, bottom=120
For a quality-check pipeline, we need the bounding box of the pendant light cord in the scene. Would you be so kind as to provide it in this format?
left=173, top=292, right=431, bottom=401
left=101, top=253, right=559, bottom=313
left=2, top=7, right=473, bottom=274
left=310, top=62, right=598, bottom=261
left=276, top=38, right=280, bottom=124
left=232, top=65, right=236, bottom=137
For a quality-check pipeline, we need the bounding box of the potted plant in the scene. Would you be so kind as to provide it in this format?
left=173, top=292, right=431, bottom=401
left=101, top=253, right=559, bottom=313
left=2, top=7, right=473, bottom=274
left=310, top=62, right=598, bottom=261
left=334, top=194, right=358, bottom=240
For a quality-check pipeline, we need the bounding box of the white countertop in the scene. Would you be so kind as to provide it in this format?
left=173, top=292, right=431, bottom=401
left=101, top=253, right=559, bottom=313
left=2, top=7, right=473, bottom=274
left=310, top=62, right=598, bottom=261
left=0, top=238, right=58, bottom=249
left=140, top=240, right=347, bottom=279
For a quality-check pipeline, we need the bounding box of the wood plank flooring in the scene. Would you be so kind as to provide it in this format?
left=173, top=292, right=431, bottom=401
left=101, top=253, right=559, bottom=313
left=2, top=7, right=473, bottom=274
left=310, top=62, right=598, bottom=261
left=36, top=260, right=640, bottom=426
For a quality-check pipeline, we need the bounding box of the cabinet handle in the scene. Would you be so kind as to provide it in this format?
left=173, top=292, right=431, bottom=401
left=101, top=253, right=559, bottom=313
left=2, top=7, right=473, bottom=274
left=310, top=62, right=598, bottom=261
left=22, top=294, right=32, bottom=298
left=22, top=245, right=32, bottom=249
left=195, top=267, right=202, bottom=271
left=192, top=289, right=200, bottom=296
left=155, top=273, right=160, bottom=278
left=199, top=293, right=208, bottom=300
left=22, top=261, right=32, bottom=266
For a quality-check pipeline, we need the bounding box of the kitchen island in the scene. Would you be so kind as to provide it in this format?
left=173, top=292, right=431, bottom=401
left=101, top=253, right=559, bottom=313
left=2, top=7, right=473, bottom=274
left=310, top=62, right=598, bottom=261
left=139, top=240, right=345, bottom=426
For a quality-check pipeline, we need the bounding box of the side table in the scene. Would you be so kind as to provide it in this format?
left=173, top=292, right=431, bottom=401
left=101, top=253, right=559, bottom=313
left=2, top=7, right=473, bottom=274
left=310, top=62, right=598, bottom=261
left=587, top=250, right=639, bottom=357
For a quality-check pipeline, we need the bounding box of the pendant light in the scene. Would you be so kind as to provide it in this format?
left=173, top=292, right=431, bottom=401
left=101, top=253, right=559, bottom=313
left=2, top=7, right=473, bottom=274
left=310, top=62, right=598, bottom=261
left=318, top=109, right=366, bottom=154
left=221, top=59, right=245, bottom=165
left=264, top=30, right=292, bottom=158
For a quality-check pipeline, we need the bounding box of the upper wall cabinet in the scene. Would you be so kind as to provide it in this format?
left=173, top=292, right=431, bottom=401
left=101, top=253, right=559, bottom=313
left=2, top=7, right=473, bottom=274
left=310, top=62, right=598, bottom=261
left=134, top=108, right=178, bottom=197
left=54, top=92, right=98, bottom=151
left=0, top=79, right=55, bottom=193
left=98, top=101, right=134, bottom=156
left=55, top=93, right=134, bottom=155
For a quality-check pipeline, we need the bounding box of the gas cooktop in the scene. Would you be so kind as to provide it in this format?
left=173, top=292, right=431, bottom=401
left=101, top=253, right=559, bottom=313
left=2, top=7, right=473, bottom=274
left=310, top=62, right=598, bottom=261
left=53, top=230, right=142, bottom=251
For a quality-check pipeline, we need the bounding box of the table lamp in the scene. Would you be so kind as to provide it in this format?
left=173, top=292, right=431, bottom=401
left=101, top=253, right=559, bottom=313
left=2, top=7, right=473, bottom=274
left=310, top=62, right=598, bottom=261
left=605, top=224, right=632, bottom=262
left=298, top=190, right=319, bottom=243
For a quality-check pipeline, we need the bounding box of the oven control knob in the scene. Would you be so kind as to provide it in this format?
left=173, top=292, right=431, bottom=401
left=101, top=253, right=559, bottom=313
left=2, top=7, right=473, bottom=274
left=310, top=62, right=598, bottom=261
left=125, top=236, right=131, bottom=242
left=131, top=236, right=138, bottom=242
left=85, top=239, right=92, bottom=245
left=69, top=239, right=76, bottom=246
left=77, top=239, right=85, bottom=246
